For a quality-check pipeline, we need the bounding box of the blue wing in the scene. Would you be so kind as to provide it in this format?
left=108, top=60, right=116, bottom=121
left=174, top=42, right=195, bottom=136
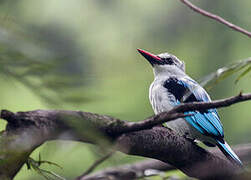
left=180, top=78, right=224, bottom=138
left=165, top=77, right=224, bottom=139
left=164, top=77, right=242, bottom=166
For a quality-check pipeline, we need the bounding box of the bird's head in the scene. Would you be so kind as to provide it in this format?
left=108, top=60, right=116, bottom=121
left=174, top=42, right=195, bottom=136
left=137, top=49, right=185, bottom=76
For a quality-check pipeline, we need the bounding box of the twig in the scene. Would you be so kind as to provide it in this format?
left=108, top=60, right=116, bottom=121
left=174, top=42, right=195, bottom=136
left=180, top=0, right=251, bottom=38
left=120, top=92, right=251, bottom=133
left=79, top=159, right=173, bottom=180
left=172, top=92, right=251, bottom=113
left=76, top=151, right=114, bottom=179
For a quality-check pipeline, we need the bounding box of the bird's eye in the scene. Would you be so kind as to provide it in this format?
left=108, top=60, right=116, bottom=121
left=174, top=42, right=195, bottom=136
left=163, top=57, right=174, bottom=65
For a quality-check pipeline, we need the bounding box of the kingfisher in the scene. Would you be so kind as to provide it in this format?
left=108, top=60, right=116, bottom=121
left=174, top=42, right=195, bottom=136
left=137, top=48, right=242, bottom=167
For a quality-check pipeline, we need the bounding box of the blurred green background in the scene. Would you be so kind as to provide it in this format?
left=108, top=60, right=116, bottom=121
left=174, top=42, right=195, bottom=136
left=0, top=0, right=250, bottom=179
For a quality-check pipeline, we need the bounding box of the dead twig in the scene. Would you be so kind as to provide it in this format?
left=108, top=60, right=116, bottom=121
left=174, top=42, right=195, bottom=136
left=180, top=0, right=251, bottom=38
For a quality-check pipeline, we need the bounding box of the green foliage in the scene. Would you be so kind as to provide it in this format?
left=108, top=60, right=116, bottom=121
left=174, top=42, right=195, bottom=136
left=200, top=58, right=251, bottom=88
left=235, top=65, right=251, bottom=84
left=0, top=25, right=91, bottom=106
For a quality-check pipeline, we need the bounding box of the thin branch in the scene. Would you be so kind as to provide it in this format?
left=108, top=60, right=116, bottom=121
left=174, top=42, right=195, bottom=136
left=180, top=0, right=251, bottom=38
left=172, top=92, right=251, bottom=112
left=2, top=93, right=251, bottom=137
left=120, top=92, right=251, bottom=134
left=79, top=159, right=174, bottom=180
left=76, top=151, right=114, bottom=179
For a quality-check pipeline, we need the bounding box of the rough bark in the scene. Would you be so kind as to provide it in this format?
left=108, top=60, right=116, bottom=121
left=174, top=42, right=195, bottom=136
left=80, top=144, right=251, bottom=180
left=0, top=109, right=245, bottom=180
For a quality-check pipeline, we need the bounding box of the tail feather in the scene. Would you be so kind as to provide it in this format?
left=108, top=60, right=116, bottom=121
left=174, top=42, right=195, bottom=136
left=217, top=140, right=243, bottom=167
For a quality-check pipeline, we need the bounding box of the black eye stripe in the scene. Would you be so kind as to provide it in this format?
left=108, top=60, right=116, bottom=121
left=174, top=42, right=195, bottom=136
left=162, top=57, right=174, bottom=65
left=165, top=57, right=172, bottom=61
left=154, top=55, right=177, bottom=65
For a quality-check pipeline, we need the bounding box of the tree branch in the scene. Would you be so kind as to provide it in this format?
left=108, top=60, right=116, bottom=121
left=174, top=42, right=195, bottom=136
left=79, top=159, right=174, bottom=180
left=0, top=92, right=251, bottom=179
left=119, top=92, right=251, bottom=134
left=79, top=144, right=251, bottom=180
left=180, top=0, right=251, bottom=38
left=77, top=152, right=114, bottom=179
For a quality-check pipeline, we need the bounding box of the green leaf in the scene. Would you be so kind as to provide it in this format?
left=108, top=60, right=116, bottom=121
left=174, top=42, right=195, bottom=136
left=199, top=57, right=251, bottom=89
left=235, top=65, right=251, bottom=84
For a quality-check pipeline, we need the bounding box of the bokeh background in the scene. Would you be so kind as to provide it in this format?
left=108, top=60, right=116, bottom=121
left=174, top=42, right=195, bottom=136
left=0, top=0, right=250, bottom=179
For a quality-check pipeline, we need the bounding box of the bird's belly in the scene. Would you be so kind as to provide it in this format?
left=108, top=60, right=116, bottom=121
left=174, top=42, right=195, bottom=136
left=166, top=118, right=214, bottom=144
left=165, top=118, right=196, bottom=139
left=150, top=81, right=215, bottom=144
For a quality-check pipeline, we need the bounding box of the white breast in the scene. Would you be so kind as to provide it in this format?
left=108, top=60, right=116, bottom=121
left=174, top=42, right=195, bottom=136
left=149, top=79, right=200, bottom=139
left=149, top=79, right=175, bottom=114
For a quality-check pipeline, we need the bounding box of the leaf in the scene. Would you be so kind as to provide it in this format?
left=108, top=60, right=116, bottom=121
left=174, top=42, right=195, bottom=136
left=199, top=57, right=251, bottom=89
left=235, top=65, right=251, bottom=84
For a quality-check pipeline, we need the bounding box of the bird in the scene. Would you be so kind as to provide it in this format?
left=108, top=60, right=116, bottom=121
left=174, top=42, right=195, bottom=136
left=137, top=48, right=243, bottom=167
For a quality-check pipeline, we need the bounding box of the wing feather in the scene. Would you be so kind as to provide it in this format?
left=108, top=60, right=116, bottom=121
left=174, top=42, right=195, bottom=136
left=178, top=78, right=224, bottom=138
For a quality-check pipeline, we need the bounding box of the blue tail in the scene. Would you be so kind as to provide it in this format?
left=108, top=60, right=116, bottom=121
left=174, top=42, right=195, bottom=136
left=217, top=140, right=243, bottom=167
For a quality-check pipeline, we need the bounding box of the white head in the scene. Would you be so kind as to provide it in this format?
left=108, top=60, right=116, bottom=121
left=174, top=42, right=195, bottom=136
left=137, top=49, right=185, bottom=77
